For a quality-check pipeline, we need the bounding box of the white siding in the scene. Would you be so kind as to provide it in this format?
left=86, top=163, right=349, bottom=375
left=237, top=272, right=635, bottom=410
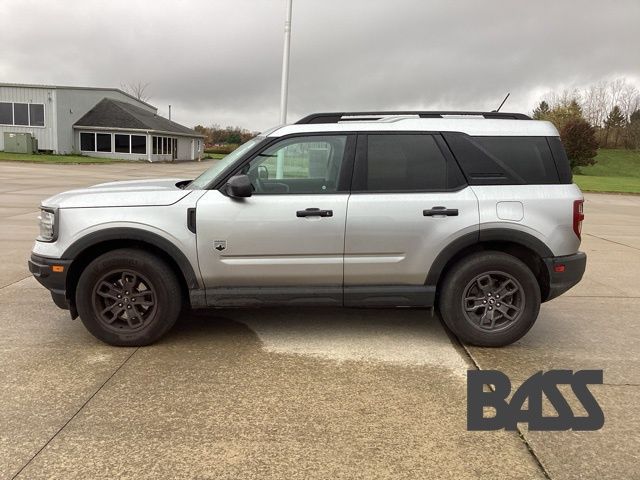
left=0, top=86, right=57, bottom=151
left=57, top=88, right=156, bottom=154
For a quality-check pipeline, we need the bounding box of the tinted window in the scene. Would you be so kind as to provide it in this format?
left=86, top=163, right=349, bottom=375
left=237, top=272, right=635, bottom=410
left=14, top=103, right=28, bottom=125
left=131, top=135, right=146, bottom=154
left=472, top=136, right=559, bottom=184
left=243, top=135, right=348, bottom=194
left=361, top=134, right=456, bottom=191
left=29, top=104, right=45, bottom=126
left=163, top=137, right=168, bottom=154
left=80, top=132, right=95, bottom=151
left=115, top=134, right=130, bottom=153
left=0, top=103, right=12, bottom=124
left=152, top=136, right=158, bottom=154
left=96, top=133, right=111, bottom=152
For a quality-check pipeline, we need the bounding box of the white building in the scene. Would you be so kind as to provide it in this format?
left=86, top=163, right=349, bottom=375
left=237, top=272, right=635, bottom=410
left=0, top=83, right=203, bottom=161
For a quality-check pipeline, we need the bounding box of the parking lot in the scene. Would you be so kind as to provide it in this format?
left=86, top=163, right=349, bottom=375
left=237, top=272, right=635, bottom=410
left=1, top=160, right=639, bottom=479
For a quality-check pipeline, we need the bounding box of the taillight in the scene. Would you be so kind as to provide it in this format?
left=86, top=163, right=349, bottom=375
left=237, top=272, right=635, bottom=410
left=573, top=199, right=584, bottom=239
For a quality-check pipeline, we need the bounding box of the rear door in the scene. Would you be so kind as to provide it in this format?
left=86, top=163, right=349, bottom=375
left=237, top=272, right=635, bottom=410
left=344, top=133, right=479, bottom=305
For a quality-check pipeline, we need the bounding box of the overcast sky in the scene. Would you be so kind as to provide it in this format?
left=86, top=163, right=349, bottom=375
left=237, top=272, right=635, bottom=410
left=2, top=0, right=638, bottom=131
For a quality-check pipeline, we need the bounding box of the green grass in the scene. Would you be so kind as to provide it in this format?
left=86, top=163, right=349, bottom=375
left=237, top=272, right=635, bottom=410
left=573, top=149, right=640, bottom=194
left=0, top=152, right=128, bottom=164
left=202, top=153, right=227, bottom=160
left=0, top=151, right=227, bottom=164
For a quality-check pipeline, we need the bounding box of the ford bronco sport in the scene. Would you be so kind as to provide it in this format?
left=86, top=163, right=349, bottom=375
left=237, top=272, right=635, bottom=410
left=29, top=111, right=586, bottom=347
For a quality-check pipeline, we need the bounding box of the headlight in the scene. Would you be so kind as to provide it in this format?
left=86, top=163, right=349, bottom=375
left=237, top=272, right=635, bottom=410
left=38, top=208, right=57, bottom=242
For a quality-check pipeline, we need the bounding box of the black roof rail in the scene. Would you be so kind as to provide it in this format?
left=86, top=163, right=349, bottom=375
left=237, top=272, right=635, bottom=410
left=295, top=111, right=532, bottom=124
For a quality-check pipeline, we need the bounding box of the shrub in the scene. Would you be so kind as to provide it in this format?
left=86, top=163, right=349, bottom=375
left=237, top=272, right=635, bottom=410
left=560, top=118, right=599, bottom=171
left=204, top=144, right=239, bottom=154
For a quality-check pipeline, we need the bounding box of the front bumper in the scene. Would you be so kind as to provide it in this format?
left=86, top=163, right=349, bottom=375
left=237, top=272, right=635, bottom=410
left=542, top=251, right=587, bottom=301
left=28, top=254, right=73, bottom=310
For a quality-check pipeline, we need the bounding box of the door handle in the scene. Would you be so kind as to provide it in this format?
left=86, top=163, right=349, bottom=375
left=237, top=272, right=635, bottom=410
left=297, top=208, right=333, bottom=218
left=423, top=206, right=459, bottom=217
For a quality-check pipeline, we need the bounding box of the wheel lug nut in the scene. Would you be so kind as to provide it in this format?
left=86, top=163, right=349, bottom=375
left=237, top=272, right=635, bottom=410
left=497, top=303, right=501, bottom=307
left=118, top=303, right=123, bottom=307
left=117, top=294, right=122, bottom=299
left=482, top=300, right=487, bottom=304
left=127, top=305, right=132, bottom=309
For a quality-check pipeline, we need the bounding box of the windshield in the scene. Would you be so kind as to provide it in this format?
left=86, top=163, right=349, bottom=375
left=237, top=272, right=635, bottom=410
left=187, top=136, right=266, bottom=190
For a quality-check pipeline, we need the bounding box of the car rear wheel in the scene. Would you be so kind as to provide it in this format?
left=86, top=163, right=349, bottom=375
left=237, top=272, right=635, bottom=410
left=439, top=251, right=541, bottom=347
left=76, top=248, right=182, bottom=346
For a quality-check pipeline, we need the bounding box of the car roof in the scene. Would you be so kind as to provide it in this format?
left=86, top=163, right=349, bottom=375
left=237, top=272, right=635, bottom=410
left=268, top=116, right=559, bottom=138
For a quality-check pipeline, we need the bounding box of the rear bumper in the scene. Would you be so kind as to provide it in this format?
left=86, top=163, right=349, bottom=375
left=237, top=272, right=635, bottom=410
left=28, top=254, right=72, bottom=310
left=542, top=252, right=587, bottom=301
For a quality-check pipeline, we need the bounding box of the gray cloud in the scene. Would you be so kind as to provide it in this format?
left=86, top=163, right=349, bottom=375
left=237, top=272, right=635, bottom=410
left=2, top=0, right=638, bottom=131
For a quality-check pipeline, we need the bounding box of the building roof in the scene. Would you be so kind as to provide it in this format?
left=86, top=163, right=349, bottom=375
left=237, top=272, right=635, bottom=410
left=73, top=98, right=203, bottom=137
left=0, top=82, right=156, bottom=111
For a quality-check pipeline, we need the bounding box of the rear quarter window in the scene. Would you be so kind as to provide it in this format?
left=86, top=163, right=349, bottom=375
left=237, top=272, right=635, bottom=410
left=473, top=136, right=559, bottom=184
left=443, top=133, right=564, bottom=185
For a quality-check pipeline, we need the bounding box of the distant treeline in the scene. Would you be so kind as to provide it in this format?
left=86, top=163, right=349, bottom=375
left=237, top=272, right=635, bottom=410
left=533, top=78, right=640, bottom=150
left=193, top=125, right=258, bottom=150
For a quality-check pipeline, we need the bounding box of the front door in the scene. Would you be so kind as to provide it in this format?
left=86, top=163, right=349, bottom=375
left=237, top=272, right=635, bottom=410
left=195, top=134, right=354, bottom=306
left=344, top=133, right=479, bottom=305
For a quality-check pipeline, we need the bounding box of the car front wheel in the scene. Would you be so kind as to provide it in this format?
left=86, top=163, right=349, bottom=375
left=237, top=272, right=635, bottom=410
left=76, top=248, right=182, bottom=346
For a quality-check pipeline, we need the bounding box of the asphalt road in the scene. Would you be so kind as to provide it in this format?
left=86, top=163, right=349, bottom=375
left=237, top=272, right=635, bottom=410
left=1, top=161, right=638, bottom=479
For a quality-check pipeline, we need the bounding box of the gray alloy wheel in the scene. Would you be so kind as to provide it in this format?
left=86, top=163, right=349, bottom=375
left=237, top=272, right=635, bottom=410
left=461, top=271, right=525, bottom=333
left=92, top=269, right=158, bottom=334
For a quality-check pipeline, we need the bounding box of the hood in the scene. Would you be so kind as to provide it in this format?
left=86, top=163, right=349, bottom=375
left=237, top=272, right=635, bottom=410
left=42, top=178, right=193, bottom=209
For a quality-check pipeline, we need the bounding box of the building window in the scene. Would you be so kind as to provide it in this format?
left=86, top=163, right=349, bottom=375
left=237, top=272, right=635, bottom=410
left=0, top=102, right=45, bottom=126
left=29, top=104, right=45, bottom=127
left=131, top=135, right=146, bottom=154
left=96, top=133, right=111, bottom=152
left=80, top=132, right=96, bottom=152
left=115, top=134, right=130, bottom=153
left=13, top=103, right=29, bottom=126
left=0, top=102, right=13, bottom=124
left=151, top=135, right=177, bottom=156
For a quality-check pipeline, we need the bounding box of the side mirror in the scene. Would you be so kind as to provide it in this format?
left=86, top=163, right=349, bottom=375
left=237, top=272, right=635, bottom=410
left=226, top=174, right=252, bottom=198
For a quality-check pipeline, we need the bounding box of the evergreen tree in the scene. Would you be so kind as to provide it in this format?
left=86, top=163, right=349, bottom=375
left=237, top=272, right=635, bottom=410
left=627, top=110, right=640, bottom=149
left=561, top=118, right=599, bottom=170
left=532, top=101, right=550, bottom=120
left=604, top=106, right=626, bottom=147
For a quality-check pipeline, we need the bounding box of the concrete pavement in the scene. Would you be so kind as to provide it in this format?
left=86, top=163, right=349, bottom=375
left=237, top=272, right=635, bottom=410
left=0, top=160, right=638, bottom=479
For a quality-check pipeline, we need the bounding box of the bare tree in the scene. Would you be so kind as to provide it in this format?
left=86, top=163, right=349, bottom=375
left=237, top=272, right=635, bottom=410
left=582, top=81, right=609, bottom=127
left=121, top=81, right=151, bottom=102
left=619, top=82, right=640, bottom=120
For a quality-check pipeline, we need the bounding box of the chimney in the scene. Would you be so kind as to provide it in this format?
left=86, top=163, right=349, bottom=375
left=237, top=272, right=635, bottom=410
left=168, top=105, right=172, bottom=121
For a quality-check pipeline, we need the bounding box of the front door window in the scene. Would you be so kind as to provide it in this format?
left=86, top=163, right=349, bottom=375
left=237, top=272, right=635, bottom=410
left=243, top=135, right=347, bottom=194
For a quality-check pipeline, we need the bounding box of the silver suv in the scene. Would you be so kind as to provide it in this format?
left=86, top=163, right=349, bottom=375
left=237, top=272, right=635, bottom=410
left=29, top=111, right=586, bottom=347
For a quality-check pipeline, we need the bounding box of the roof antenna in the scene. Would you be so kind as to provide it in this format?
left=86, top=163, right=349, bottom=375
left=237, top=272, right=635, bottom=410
left=493, top=93, right=510, bottom=112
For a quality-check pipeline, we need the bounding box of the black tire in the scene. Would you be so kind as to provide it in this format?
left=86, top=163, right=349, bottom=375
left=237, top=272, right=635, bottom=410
left=76, top=248, right=182, bottom=346
left=439, top=251, right=541, bottom=347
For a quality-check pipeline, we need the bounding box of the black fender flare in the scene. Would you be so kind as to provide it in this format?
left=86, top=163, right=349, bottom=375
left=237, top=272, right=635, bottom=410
left=425, top=228, right=553, bottom=286
left=62, top=227, right=201, bottom=290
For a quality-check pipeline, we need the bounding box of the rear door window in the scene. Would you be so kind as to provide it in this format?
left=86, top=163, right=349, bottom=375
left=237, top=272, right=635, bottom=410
left=354, top=134, right=465, bottom=192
